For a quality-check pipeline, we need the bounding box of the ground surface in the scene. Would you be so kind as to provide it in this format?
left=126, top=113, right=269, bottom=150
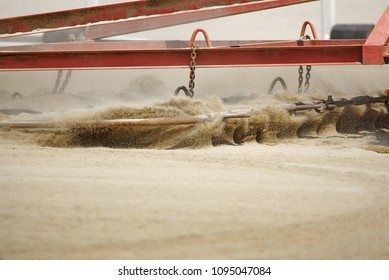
left=1, top=130, right=388, bottom=260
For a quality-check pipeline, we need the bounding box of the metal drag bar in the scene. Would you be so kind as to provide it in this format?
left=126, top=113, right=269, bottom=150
left=1, top=95, right=387, bottom=130
left=0, top=112, right=251, bottom=129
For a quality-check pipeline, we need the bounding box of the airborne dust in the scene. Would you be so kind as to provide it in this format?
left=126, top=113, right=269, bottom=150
left=0, top=74, right=388, bottom=149
left=1, top=94, right=388, bottom=150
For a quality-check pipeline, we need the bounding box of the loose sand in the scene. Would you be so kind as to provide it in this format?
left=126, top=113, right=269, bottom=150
left=0, top=92, right=388, bottom=260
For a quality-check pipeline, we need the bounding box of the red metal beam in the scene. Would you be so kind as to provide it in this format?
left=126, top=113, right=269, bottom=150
left=0, top=39, right=367, bottom=52
left=0, top=0, right=318, bottom=39
left=83, top=0, right=319, bottom=40
left=0, top=43, right=364, bottom=71
left=1, top=3, right=387, bottom=71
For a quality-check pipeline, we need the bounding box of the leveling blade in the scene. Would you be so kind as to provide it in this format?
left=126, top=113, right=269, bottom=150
left=0, top=112, right=251, bottom=130
left=1, top=94, right=387, bottom=130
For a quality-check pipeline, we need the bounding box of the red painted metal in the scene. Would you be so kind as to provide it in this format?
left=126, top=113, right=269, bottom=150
left=299, top=21, right=318, bottom=39
left=0, top=39, right=367, bottom=52
left=83, top=0, right=319, bottom=40
left=188, top=29, right=213, bottom=48
left=1, top=38, right=374, bottom=53
left=362, top=5, right=389, bottom=64
left=0, top=0, right=318, bottom=39
left=0, top=43, right=364, bottom=70
left=0, top=2, right=388, bottom=71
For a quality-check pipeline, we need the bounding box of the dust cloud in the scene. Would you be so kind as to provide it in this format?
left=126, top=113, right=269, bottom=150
left=2, top=90, right=387, bottom=150
left=1, top=71, right=388, bottom=150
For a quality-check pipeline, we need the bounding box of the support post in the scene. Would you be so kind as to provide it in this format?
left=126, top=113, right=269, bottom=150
left=321, top=0, right=336, bottom=40
left=363, top=5, right=389, bottom=64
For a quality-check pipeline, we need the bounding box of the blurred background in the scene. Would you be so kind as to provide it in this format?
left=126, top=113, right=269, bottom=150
left=0, top=0, right=388, bottom=106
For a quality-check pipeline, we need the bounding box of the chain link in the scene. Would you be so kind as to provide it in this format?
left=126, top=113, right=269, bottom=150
left=58, top=70, right=72, bottom=94
left=52, top=70, right=63, bottom=94
left=297, top=28, right=313, bottom=93
left=305, top=65, right=311, bottom=91
left=188, top=44, right=198, bottom=98
left=52, top=70, right=72, bottom=94
left=298, top=66, right=304, bottom=93
left=297, top=65, right=312, bottom=93
left=51, top=35, right=76, bottom=94
left=173, top=44, right=199, bottom=98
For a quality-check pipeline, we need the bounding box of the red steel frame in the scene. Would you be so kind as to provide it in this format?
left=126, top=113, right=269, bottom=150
left=0, top=0, right=317, bottom=39
left=0, top=1, right=388, bottom=71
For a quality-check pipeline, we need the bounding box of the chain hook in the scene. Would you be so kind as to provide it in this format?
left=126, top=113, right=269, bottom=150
left=299, top=21, right=318, bottom=40
left=173, top=43, right=198, bottom=98
left=187, top=28, right=212, bottom=48
left=268, top=77, right=288, bottom=94
left=174, top=86, right=193, bottom=98
left=174, top=29, right=212, bottom=98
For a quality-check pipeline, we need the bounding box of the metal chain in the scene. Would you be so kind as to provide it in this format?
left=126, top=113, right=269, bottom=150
left=298, top=28, right=313, bottom=93
left=298, top=66, right=304, bottom=93
left=173, top=43, right=199, bottom=98
left=305, top=65, right=311, bottom=91
left=51, top=35, right=76, bottom=94
left=298, top=65, right=312, bottom=93
left=58, top=70, right=72, bottom=94
left=52, top=70, right=72, bottom=94
left=52, top=70, right=63, bottom=94
left=188, top=44, right=198, bottom=98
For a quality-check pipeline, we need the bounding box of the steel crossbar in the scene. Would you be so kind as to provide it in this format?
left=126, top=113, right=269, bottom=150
left=0, top=0, right=318, bottom=39
left=0, top=1, right=388, bottom=70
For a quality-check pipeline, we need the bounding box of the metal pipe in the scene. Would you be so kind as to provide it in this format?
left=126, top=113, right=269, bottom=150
left=0, top=112, right=251, bottom=130
left=2, top=95, right=387, bottom=130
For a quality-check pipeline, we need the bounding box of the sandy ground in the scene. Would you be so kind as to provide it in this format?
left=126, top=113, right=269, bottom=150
left=0, top=125, right=389, bottom=259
